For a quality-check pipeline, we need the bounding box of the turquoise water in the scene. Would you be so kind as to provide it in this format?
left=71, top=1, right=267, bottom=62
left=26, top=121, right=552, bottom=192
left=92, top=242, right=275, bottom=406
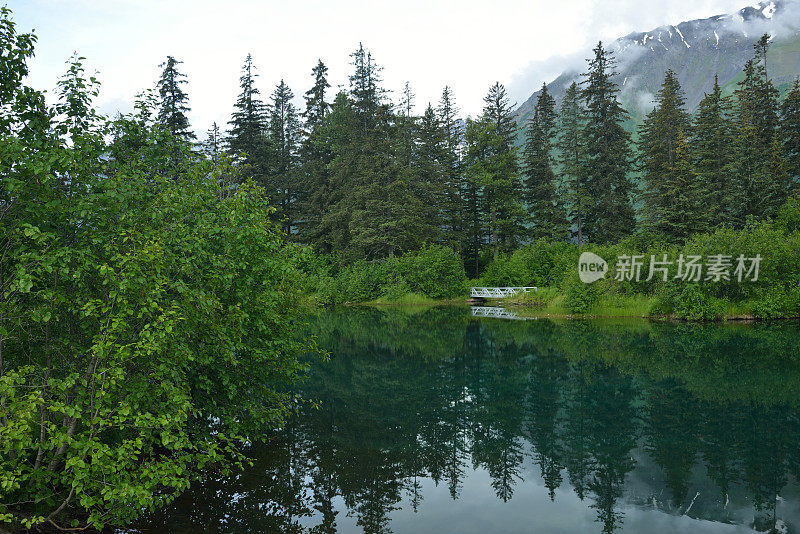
left=143, top=307, right=800, bottom=533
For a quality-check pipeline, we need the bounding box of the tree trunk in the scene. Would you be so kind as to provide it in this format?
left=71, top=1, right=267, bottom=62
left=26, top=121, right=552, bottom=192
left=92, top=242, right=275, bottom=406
left=492, top=209, right=498, bottom=261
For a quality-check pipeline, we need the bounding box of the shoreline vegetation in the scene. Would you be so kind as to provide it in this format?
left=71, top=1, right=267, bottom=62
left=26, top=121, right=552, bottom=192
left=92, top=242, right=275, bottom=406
left=330, top=297, right=800, bottom=321
left=301, top=199, right=800, bottom=321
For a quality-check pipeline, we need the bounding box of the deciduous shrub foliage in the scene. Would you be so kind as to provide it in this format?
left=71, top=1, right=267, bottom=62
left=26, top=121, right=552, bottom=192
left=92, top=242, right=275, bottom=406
left=305, top=245, right=467, bottom=304
left=0, top=10, right=311, bottom=530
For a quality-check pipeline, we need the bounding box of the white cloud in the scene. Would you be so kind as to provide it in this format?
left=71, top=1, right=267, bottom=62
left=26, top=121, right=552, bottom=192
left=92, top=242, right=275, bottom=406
left=12, top=0, right=752, bottom=138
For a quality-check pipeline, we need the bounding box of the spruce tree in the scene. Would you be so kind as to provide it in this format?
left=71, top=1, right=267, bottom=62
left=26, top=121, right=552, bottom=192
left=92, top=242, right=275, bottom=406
left=315, top=91, right=354, bottom=253
left=324, top=44, right=423, bottom=259
left=692, top=76, right=736, bottom=227
left=414, top=103, right=449, bottom=242
left=471, top=82, right=524, bottom=259
left=202, top=121, right=223, bottom=163
left=731, top=36, right=787, bottom=222
left=437, top=86, right=466, bottom=254
left=766, top=136, right=791, bottom=209
left=396, top=81, right=417, bottom=169
left=522, top=83, right=568, bottom=240
left=349, top=43, right=386, bottom=134
left=482, top=82, right=517, bottom=148
left=462, top=118, right=486, bottom=276
left=638, top=70, right=700, bottom=240
left=557, top=82, right=587, bottom=244
left=303, top=59, right=330, bottom=132
left=579, top=42, right=635, bottom=243
left=780, top=79, right=800, bottom=193
left=156, top=55, right=195, bottom=142
left=751, top=34, right=780, bottom=144
left=268, top=80, right=302, bottom=234
left=227, top=54, right=270, bottom=181
left=658, top=132, right=707, bottom=240
left=732, top=72, right=765, bottom=224
left=345, top=44, right=411, bottom=258
left=299, top=60, right=332, bottom=246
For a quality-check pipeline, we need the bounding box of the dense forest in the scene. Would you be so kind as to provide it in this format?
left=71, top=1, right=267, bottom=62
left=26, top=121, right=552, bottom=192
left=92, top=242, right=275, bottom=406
left=10, top=26, right=794, bottom=280
left=152, top=35, right=800, bottom=277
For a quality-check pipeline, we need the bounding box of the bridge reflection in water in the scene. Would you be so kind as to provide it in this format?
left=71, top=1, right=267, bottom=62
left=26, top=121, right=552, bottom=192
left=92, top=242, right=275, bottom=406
left=470, top=306, right=534, bottom=320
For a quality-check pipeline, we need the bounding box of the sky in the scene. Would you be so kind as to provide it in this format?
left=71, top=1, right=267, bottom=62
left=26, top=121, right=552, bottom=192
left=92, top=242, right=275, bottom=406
left=11, top=0, right=751, bottom=138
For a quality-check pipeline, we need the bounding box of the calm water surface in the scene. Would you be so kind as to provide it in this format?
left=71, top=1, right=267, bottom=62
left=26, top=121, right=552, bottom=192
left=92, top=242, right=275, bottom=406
left=142, top=307, right=800, bottom=533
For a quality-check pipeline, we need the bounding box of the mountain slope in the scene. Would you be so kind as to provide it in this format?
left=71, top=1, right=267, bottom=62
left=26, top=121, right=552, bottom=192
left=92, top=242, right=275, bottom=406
left=514, top=0, right=800, bottom=132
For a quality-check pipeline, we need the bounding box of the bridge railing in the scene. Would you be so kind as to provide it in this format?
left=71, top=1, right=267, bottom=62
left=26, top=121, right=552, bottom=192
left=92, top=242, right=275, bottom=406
left=469, top=287, right=537, bottom=298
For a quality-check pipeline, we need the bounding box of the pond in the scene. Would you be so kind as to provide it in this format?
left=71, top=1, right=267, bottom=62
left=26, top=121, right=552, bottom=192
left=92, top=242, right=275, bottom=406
left=141, top=307, right=800, bottom=533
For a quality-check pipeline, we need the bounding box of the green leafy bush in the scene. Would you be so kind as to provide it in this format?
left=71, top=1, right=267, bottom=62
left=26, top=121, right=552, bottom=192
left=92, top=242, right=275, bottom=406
left=401, top=245, right=467, bottom=299
left=563, top=272, right=600, bottom=313
left=480, top=240, right=578, bottom=288
left=751, top=285, right=800, bottom=319
left=303, top=245, right=466, bottom=303
left=0, top=26, right=313, bottom=530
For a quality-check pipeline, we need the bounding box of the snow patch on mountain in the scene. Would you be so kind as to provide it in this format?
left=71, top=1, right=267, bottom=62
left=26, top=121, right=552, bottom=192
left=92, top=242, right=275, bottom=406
left=510, top=0, right=800, bottom=129
left=675, top=26, right=691, bottom=47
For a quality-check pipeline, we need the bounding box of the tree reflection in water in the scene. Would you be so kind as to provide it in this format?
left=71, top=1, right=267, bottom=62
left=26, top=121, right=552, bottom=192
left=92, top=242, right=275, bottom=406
left=141, top=308, right=800, bottom=534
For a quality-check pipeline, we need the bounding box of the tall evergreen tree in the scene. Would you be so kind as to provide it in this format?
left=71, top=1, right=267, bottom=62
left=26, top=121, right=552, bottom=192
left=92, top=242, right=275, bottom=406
left=579, top=42, right=635, bottom=243
left=557, top=82, right=588, bottom=244
left=469, top=82, right=524, bottom=260
left=299, top=60, right=332, bottom=246
left=413, top=103, right=449, bottom=242
left=268, top=79, right=302, bottom=234
left=461, top=155, right=484, bottom=277
left=202, top=121, right=222, bottom=163
left=751, top=34, right=781, bottom=144
left=482, top=82, right=517, bottom=147
left=303, top=59, right=330, bottom=132
left=437, top=86, right=466, bottom=255
left=315, top=91, right=354, bottom=253
left=347, top=44, right=413, bottom=258
left=522, top=83, right=568, bottom=240
left=732, top=69, right=766, bottom=223
left=227, top=53, right=270, bottom=181
left=156, top=55, right=195, bottom=142
left=767, top=135, right=791, bottom=207
left=638, top=70, right=704, bottom=240
left=660, top=132, right=708, bottom=240
left=323, top=44, right=424, bottom=259
left=780, top=79, right=800, bottom=194
left=396, top=81, right=417, bottom=169
left=692, top=76, right=736, bottom=227
left=731, top=36, right=787, bottom=222
left=349, top=42, right=386, bottom=134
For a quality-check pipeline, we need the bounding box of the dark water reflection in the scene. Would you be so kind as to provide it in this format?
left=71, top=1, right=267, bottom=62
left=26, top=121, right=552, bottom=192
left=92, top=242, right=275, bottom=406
left=142, top=307, right=800, bottom=533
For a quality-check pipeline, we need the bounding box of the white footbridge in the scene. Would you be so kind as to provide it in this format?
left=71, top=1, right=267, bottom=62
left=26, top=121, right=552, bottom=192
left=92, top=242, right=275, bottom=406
left=470, top=287, right=537, bottom=299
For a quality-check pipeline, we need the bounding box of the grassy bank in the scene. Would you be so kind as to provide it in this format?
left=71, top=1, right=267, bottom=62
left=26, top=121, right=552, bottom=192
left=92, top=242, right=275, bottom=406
left=499, top=289, right=657, bottom=318
left=334, top=291, right=792, bottom=321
